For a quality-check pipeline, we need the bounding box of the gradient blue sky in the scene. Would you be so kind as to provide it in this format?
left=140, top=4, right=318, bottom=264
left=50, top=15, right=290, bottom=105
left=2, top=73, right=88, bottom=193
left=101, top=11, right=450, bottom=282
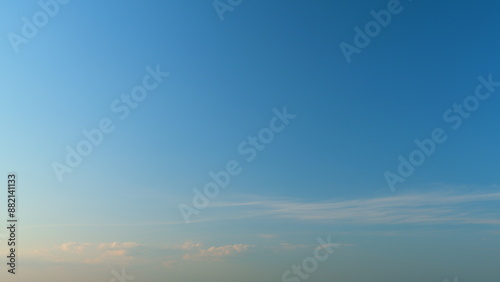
left=1, top=0, right=500, bottom=281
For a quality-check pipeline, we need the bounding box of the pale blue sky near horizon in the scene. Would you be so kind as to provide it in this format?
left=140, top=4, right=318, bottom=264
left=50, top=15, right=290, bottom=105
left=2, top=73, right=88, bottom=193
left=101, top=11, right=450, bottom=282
left=1, top=0, right=500, bottom=281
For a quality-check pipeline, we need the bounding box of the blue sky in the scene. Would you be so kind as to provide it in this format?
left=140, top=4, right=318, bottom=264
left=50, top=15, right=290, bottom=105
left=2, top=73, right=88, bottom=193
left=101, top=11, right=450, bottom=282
left=1, top=0, right=500, bottom=281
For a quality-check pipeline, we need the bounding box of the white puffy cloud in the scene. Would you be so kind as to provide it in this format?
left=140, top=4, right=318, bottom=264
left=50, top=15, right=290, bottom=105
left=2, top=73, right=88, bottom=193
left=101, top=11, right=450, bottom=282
left=183, top=244, right=252, bottom=260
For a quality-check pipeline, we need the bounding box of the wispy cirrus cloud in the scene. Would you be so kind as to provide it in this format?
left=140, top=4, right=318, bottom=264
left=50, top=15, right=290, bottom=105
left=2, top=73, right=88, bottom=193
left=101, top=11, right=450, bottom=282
left=25, top=191, right=500, bottom=231
left=209, top=191, right=500, bottom=226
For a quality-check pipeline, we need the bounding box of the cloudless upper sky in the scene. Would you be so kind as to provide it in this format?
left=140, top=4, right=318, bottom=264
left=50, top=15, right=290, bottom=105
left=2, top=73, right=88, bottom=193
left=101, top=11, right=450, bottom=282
left=1, top=1, right=500, bottom=281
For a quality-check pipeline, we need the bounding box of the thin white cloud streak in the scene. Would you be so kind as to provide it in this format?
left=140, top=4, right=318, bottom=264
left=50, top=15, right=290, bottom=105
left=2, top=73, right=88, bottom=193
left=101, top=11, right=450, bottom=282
left=209, top=191, right=500, bottom=226
left=182, top=244, right=252, bottom=260
left=23, top=192, right=500, bottom=229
